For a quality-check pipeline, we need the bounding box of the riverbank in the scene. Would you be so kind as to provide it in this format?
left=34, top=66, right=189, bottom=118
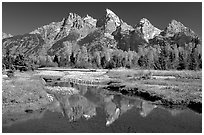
left=2, top=71, right=51, bottom=123
left=105, top=69, right=202, bottom=112
left=2, top=68, right=202, bottom=114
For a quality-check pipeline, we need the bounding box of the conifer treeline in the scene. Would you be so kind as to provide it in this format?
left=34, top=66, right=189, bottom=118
left=3, top=38, right=202, bottom=71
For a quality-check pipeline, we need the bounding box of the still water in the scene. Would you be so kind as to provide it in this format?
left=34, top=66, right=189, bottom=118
left=2, top=82, right=202, bottom=133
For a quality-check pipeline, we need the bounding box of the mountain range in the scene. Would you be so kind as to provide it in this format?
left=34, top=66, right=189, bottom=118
left=2, top=8, right=201, bottom=58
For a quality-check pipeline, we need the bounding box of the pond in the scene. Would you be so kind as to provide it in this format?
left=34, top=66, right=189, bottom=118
left=2, top=82, right=202, bottom=133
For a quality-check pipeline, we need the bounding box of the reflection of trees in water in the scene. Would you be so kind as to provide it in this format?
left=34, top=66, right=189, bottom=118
left=139, top=101, right=157, bottom=117
left=158, top=107, right=184, bottom=116
left=65, top=94, right=96, bottom=121
left=49, top=93, right=96, bottom=122
left=73, top=84, right=88, bottom=95
left=51, top=82, right=88, bottom=95
left=120, top=98, right=135, bottom=115
left=138, top=101, right=184, bottom=117
left=168, top=109, right=183, bottom=116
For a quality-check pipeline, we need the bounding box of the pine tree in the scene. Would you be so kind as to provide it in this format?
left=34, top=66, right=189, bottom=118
left=146, top=47, right=155, bottom=69
left=177, top=47, right=185, bottom=70
left=63, top=41, right=73, bottom=63
left=81, top=46, right=88, bottom=63
left=94, top=51, right=101, bottom=67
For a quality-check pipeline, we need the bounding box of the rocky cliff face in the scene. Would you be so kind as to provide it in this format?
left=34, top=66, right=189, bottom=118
left=2, top=34, right=45, bottom=56
left=30, top=12, right=97, bottom=45
left=54, top=13, right=83, bottom=41
left=149, top=19, right=201, bottom=46
left=30, top=21, right=63, bottom=44
left=96, top=9, right=134, bottom=39
left=135, top=18, right=161, bottom=42
left=3, top=9, right=201, bottom=57
left=165, top=20, right=198, bottom=38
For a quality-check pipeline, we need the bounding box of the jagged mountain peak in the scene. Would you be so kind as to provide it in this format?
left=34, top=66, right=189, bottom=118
left=170, top=19, right=183, bottom=25
left=83, top=14, right=97, bottom=27
left=106, top=8, right=122, bottom=26
left=66, top=12, right=97, bottom=27
left=165, top=19, right=197, bottom=38
left=68, top=12, right=80, bottom=19
left=106, top=8, right=115, bottom=15
left=95, top=8, right=134, bottom=39
left=66, top=12, right=83, bottom=25
left=135, top=18, right=161, bottom=42
left=63, top=12, right=83, bottom=28
left=166, top=19, right=186, bottom=33
left=139, top=18, right=151, bottom=25
left=83, top=14, right=94, bottom=20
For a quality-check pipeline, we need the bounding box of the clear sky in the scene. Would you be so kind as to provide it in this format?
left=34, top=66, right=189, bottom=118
left=2, top=2, right=202, bottom=37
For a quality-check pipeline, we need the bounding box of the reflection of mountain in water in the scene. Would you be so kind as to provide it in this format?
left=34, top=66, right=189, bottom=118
left=48, top=93, right=96, bottom=122
left=47, top=83, right=161, bottom=126
left=139, top=101, right=157, bottom=117
left=3, top=83, right=185, bottom=128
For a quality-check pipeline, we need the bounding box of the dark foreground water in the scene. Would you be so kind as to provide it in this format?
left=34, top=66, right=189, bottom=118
left=2, top=82, right=202, bottom=133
